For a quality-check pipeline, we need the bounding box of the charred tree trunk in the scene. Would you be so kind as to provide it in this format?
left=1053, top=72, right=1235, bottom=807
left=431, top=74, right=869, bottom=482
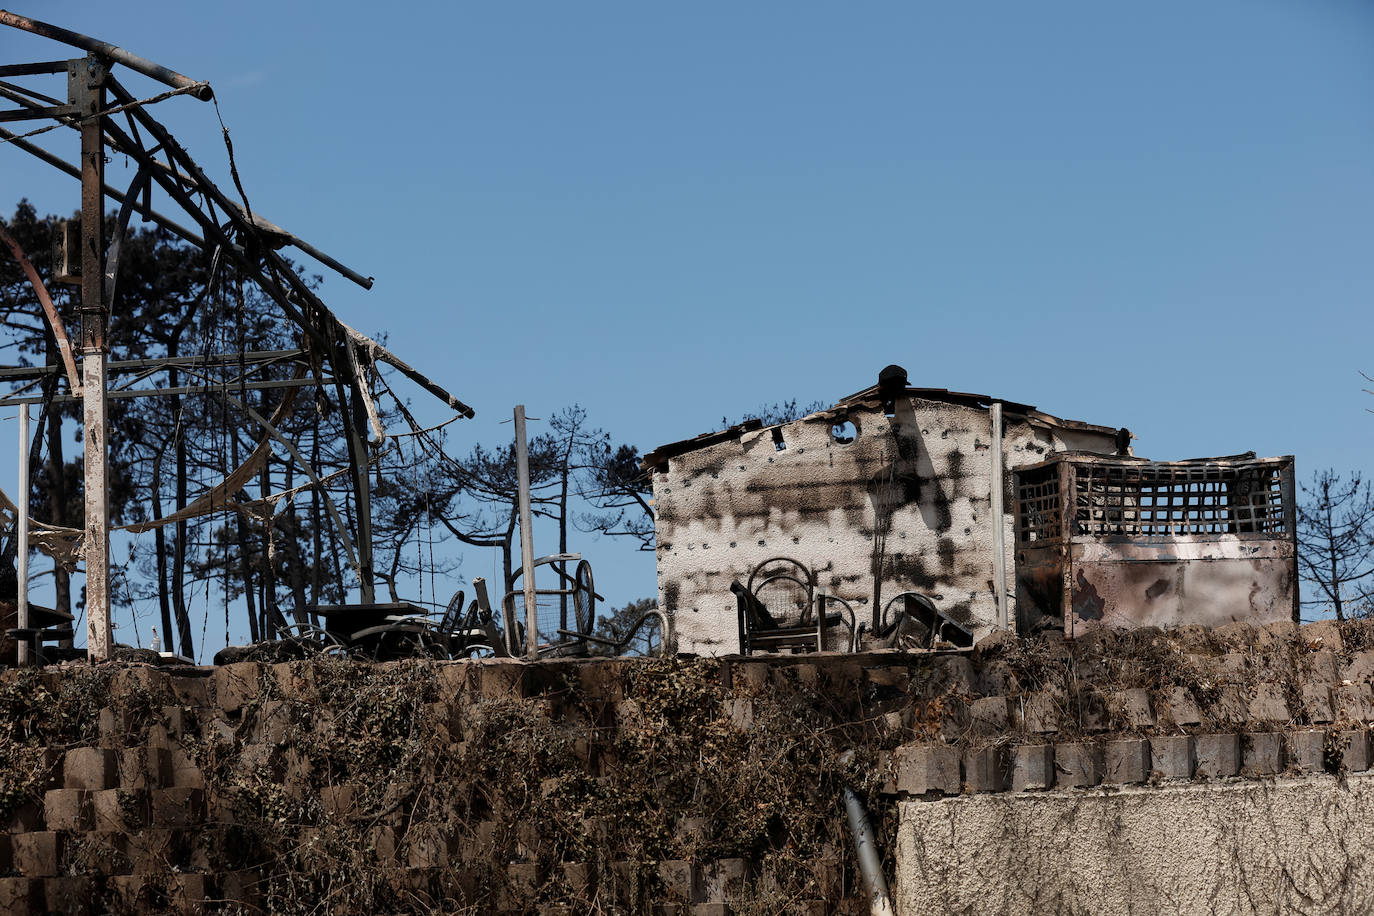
left=282, top=461, right=309, bottom=625
left=227, top=426, right=259, bottom=643
left=168, top=358, right=194, bottom=660
left=150, top=456, right=174, bottom=646
left=258, top=448, right=280, bottom=635
left=1327, top=486, right=1345, bottom=621
left=309, top=422, right=323, bottom=621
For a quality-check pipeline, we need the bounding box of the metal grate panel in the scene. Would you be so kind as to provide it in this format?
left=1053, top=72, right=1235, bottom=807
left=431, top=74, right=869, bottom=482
left=1073, top=463, right=1287, bottom=537
left=1016, top=464, right=1062, bottom=545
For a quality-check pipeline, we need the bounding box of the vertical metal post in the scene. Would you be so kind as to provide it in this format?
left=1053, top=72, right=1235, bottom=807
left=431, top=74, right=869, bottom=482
left=16, top=405, right=29, bottom=664
left=989, top=401, right=1008, bottom=631
left=815, top=587, right=828, bottom=652
left=514, top=406, right=538, bottom=658
left=74, top=54, right=112, bottom=659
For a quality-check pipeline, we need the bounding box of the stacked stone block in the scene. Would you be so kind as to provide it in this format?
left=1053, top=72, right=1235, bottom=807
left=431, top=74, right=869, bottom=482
left=4, top=618, right=1374, bottom=913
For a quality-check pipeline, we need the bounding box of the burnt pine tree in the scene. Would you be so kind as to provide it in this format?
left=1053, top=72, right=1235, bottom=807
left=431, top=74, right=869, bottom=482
left=578, top=439, right=655, bottom=551
left=1297, top=469, right=1374, bottom=620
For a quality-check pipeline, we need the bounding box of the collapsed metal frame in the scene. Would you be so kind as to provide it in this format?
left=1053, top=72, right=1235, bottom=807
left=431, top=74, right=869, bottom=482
left=0, top=11, right=474, bottom=658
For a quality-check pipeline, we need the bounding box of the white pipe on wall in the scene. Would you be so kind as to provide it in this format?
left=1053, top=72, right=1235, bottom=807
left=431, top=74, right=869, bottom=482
left=990, top=401, right=1008, bottom=631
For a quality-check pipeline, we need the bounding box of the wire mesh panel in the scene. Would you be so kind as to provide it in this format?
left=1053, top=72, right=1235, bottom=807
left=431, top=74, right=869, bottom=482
left=1015, top=463, right=1062, bottom=545
left=1073, top=461, right=1288, bottom=538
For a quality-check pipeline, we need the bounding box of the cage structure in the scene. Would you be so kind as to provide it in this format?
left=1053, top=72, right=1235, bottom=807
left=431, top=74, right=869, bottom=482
left=1012, top=453, right=1298, bottom=636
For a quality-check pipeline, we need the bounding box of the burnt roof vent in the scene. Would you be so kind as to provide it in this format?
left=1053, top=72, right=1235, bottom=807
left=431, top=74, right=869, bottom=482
left=878, top=364, right=909, bottom=391
left=879, top=368, right=912, bottom=420
left=878, top=364, right=908, bottom=417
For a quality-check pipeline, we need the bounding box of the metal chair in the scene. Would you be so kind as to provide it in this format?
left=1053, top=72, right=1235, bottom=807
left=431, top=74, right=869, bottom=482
left=874, top=592, right=974, bottom=650
left=569, top=607, right=673, bottom=657
left=734, top=556, right=855, bottom=656
left=501, top=553, right=600, bottom=657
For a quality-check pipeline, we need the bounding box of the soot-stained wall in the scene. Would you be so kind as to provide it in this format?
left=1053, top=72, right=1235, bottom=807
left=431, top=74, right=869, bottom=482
left=651, top=395, right=1121, bottom=655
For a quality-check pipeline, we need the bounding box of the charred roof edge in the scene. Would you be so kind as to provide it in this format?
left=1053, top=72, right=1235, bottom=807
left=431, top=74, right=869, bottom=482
left=642, top=387, right=1123, bottom=472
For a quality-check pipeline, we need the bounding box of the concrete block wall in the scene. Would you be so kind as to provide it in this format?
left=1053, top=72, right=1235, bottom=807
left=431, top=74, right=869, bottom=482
left=3, top=617, right=1373, bottom=914
left=877, top=620, right=1374, bottom=802
left=1, top=655, right=888, bottom=915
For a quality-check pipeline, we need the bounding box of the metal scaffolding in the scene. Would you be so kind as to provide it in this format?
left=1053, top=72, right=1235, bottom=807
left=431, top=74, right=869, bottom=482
left=0, top=10, right=474, bottom=658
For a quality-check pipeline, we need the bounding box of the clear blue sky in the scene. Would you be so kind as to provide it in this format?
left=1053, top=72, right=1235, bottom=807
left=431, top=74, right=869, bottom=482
left=3, top=2, right=1372, bottom=647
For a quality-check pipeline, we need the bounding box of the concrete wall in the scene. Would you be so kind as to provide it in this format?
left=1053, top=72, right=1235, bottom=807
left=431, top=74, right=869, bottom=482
left=652, top=396, right=1118, bottom=655
left=896, top=776, right=1374, bottom=916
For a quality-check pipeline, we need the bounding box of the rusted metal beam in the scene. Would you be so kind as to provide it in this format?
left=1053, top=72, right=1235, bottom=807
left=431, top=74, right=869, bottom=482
left=0, top=60, right=67, bottom=77
left=0, top=103, right=73, bottom=122
left=339, top=320, right=475, bottom=419
left=0, top=126, right=206, bottom=248
left=0, top=349, right=309, bottom=380
left=106, top=79, right=475, bottom=421
left=74, top=53, right=111, bottom=659
left=0, top=80, right=62, bottom=107
left=0, top=11, right=213, bottom=101
left=0, top=222, right=81, bottom=395
left=0, top=375, right=332, bottom=407
left=228, top=204, right=374, bottom=291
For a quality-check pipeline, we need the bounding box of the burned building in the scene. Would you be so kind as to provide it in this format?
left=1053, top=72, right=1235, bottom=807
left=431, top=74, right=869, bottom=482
left=643, top=366, right=1131, bottom=655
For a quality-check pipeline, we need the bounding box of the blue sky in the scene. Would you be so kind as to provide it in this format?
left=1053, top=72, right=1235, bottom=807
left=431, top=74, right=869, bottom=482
left=3, top=2, right=1372, bottom=647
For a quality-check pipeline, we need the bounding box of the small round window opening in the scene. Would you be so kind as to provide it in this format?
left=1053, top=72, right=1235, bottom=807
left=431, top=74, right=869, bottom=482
left=830, top=421, right=857, bottom=445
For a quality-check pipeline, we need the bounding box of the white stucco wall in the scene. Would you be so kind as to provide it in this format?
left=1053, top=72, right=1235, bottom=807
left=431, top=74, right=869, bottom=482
left=651, top=396, right=1119, bottom=655
left=896, top=776, right=1374, bottom=916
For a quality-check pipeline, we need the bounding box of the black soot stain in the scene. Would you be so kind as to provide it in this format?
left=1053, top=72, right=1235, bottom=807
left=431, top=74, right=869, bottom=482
left=1072, top=570, right=1105, bottom=621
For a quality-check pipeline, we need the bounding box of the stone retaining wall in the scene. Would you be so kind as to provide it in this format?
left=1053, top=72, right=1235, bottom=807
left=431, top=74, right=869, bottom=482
left=1, top=617, right=1371, bottom=914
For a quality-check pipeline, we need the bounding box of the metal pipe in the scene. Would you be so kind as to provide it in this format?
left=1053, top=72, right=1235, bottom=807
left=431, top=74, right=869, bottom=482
left=228, top=203, right=374, bottom=290
left=0, top=375, right=333, bottom=407
left=990, top=401, right=1008, bottom=630
left=15, top=403, right=29, bottom=664
left=514, top=405, right=538, bottom=658
left=0, top=11, right=213, bottom=100
left=841, top=777, right=895, bottom=916
left=0, top=350, right=310, bottom=381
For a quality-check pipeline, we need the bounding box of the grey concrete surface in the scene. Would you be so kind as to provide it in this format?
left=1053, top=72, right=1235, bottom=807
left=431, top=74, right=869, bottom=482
left=896, top=774, right=1374, bottom=915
